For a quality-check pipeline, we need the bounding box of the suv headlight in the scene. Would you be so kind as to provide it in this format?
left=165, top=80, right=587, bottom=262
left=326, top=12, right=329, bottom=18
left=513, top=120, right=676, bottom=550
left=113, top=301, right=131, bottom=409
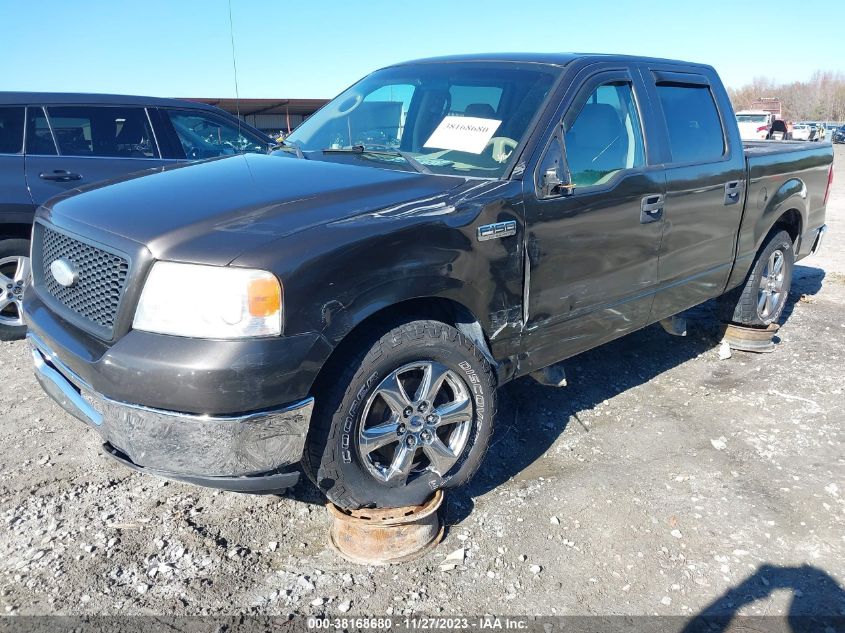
left=133, top=262, right=282, bottom=338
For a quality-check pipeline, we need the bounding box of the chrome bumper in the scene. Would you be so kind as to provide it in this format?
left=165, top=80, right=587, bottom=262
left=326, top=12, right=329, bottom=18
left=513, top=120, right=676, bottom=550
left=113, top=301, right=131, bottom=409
left=29, top=333, right=312, bottom=491
left=810, top=224, right=828, bottom=256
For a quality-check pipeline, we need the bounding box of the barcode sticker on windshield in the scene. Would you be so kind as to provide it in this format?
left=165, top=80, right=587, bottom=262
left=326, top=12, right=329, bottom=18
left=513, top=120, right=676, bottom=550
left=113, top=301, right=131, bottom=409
left=423, top=116, right=502, bottom=154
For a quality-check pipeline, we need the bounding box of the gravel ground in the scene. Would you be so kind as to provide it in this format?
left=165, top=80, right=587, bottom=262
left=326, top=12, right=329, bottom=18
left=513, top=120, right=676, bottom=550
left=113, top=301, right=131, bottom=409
left=1, top=147, right=843, bottom=620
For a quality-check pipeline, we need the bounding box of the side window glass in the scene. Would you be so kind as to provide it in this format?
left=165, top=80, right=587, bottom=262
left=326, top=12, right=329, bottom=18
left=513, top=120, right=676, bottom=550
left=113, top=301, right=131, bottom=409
left=166, top=110, right=267, bottom=159
left=26, top=107, right=57, bottom=155
left=0, top=107, right=25, bottom=154
left=46, top=106, right=157, bottom=158
left=563, top=81, right=645, bottom=187
left=656, top=83, right=725, bottom=163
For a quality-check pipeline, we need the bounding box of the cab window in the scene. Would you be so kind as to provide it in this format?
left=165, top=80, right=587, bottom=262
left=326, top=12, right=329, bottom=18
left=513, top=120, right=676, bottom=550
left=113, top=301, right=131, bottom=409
left=165, top=109, right=268, bottom=159
left=563, top=81, right=645, bottom=187
left=656, top=83, right=725, bottom=163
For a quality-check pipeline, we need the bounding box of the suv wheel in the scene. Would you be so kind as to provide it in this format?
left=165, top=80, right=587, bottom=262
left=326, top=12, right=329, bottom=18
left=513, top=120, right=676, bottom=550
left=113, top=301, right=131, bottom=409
left=304, top=319, right=496, bottom=510
left=719, top=230, right=794, bottom=327
left=0, top=239, right=32, bottom=341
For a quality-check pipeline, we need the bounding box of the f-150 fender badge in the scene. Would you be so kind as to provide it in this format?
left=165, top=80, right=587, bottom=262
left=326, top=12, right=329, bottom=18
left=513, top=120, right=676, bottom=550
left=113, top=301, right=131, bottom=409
left=477, top=220, right=517, bottom=241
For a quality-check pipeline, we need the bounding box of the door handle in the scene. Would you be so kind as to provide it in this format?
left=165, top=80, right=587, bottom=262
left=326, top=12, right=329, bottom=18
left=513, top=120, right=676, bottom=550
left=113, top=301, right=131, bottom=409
left=640, top=193, right=664, bottom=224
left=724, top=180, right=742, bottom=205
left=39, top=170, right=82, bottom=182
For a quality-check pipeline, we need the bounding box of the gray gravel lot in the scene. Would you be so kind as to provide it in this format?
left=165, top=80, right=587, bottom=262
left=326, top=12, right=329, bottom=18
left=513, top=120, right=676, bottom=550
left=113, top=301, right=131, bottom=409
left=1, top=148, right=843, bottom=620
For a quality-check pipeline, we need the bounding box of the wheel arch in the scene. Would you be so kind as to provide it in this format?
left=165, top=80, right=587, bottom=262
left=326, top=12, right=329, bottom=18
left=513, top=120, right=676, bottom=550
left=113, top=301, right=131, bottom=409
left=308, top=295, right=498, bottom=397
left=757, top=177, right=807, bottom=252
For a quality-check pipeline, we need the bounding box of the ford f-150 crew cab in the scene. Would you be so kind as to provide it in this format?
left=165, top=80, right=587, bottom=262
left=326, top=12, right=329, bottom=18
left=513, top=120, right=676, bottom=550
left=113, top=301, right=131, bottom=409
left=22, top=54, right=834, bottom=510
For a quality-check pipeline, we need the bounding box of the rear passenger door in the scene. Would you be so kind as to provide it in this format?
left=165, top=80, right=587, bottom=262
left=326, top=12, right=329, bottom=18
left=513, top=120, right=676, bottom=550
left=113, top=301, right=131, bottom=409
left=24, top=105, right=174, bottom=206
left=0, top=106, right=33, bottom=221
left=643, top=68, right=746, bottom=319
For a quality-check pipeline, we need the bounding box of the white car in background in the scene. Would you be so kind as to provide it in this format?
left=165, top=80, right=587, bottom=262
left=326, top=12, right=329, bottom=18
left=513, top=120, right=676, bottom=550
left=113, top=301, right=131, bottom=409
left=792, top=123, right=812, bottom=141
left=736, top=110, right=773, bottom=140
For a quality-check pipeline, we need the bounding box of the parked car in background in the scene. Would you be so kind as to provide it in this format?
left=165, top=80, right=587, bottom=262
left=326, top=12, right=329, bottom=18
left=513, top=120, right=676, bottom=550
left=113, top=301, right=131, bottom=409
left=792, top=123, right=812, bottom=141
left=832, top=125, right=845, bottom=144
left=0, top=93, right=273, bottom=339
left=736, top=110, right=773, bottom=140
left=22, top=54, right=833, bottom=510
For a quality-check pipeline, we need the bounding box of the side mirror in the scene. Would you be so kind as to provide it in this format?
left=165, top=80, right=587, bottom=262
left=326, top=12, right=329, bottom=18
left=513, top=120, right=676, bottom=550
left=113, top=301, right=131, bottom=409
left=541, top=167, right=574, bottom=198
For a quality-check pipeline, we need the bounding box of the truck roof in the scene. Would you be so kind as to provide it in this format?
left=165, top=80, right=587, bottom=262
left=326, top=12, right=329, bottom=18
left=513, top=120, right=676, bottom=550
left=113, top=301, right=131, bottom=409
left=394, top=52, right=710, bottom=69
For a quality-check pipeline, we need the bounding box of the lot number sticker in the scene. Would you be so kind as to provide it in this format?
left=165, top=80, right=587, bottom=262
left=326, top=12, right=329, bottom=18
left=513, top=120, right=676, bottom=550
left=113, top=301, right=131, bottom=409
left=423, top=116, right=502, bottom=154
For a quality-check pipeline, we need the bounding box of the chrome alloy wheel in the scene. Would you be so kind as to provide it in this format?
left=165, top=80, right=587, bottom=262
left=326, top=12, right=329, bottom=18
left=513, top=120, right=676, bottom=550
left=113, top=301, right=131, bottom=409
left=0, top=255, right=31, bottom=328
left=757, top=250, right=786, bottom=321
left=358, top=361, right=474, bottom=485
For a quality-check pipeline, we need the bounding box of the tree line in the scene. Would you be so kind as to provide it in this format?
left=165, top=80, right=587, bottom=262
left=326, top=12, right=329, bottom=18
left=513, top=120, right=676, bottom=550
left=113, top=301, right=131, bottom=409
left=728, top=71, right=845, bottom=123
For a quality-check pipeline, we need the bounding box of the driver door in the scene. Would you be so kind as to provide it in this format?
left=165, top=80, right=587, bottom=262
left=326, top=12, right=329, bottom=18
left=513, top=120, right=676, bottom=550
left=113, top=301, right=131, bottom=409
left=520, top=68, right=665, bottom=373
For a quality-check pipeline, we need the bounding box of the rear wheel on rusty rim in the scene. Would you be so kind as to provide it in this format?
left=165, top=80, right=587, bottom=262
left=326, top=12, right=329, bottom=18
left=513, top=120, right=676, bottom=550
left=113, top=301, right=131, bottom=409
left=304, top=319, right=496, bottom=510
left=0, top=239, right=32, bottom=341
left=719, top=229, right=794, bottom=327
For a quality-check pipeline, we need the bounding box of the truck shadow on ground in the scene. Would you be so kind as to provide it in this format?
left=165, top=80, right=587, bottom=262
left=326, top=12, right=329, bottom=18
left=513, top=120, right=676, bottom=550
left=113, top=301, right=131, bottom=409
left=681, top=563, right=845, bottom=633
left=442, top=264, right=825, bottom=526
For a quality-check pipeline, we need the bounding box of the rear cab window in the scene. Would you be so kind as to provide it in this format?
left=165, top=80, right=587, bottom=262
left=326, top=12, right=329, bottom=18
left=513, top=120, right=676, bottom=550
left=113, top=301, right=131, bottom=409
left=0, top=107, right=25, bottom=154
left=654, top=81, right=726, bottom=164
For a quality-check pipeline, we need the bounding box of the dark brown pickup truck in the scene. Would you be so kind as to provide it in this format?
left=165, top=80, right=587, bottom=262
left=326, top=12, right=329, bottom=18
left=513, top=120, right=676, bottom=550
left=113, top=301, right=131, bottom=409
left=22, top=53, right=833, bottom=510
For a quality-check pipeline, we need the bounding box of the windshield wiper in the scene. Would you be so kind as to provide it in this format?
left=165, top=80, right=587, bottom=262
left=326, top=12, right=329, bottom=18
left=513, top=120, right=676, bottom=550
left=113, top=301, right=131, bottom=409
left=271, top=140, right=306, bottom=159
left=322, top=145, right=432, bottom=175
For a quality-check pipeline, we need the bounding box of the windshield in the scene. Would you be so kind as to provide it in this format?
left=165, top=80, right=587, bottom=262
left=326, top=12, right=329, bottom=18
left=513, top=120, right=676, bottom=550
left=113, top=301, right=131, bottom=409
left=286, top=62, right=561, bottom=178
left=737, top=114, right=769, bottom=124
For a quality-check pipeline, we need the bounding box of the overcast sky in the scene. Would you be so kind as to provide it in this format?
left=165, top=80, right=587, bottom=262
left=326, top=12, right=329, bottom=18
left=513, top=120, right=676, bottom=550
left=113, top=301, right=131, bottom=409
left=1, top=0, right=841, bottom=99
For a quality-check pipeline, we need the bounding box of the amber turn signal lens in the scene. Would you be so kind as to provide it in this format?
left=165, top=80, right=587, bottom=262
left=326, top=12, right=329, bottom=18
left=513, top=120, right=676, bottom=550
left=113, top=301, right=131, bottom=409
left=247, top=277, right=282, bottom=317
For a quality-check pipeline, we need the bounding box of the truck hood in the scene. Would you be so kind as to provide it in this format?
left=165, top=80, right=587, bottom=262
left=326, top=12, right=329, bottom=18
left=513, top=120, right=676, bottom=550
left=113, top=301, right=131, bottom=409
left=42, top=154, right=465, bottom=265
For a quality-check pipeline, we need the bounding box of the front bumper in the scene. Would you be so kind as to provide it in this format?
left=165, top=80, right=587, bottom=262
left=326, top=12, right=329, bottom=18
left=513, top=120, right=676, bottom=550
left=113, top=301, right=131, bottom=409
left=29, top=332, right=313, bottom=493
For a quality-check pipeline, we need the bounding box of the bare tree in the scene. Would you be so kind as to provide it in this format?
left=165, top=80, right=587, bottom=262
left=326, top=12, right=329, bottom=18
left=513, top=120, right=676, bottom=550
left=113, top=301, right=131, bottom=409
left=728, top=71, right=845, bottom=121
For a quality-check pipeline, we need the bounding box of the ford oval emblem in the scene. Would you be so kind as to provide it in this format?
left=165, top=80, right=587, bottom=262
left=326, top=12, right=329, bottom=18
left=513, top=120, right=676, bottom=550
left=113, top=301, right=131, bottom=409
left=50, top=258, right=79, bottom=287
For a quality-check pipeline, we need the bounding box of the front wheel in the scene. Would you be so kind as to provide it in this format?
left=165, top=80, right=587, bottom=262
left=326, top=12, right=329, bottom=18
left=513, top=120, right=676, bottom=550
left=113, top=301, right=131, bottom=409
left=0, top=239, right=32, bottom=341
left=304, top=320, right=496, bottom=510
left=719, top=230, right=794, bottom=327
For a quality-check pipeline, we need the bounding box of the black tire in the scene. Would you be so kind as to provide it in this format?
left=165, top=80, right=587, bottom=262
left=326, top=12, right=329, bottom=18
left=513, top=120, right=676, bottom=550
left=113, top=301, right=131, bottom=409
left=719, top=230, right=794, bottom=327
left=304, top=319, right=496, bottom=510
left=0, top=238, right=31, bottom=341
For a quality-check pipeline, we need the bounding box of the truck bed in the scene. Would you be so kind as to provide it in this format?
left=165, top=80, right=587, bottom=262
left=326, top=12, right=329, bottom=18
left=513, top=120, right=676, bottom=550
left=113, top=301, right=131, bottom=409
left=743, top=139, right=826, bottom=157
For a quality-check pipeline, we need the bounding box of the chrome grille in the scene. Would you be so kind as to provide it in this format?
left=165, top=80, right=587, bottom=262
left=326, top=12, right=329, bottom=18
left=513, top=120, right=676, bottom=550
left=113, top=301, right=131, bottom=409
left=40, top=227, right=130, bottom=334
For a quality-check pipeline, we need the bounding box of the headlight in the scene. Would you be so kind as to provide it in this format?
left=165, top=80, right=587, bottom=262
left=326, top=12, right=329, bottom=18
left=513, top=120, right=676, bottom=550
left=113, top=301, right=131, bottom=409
left=133, top=262, right=282, bottom=338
